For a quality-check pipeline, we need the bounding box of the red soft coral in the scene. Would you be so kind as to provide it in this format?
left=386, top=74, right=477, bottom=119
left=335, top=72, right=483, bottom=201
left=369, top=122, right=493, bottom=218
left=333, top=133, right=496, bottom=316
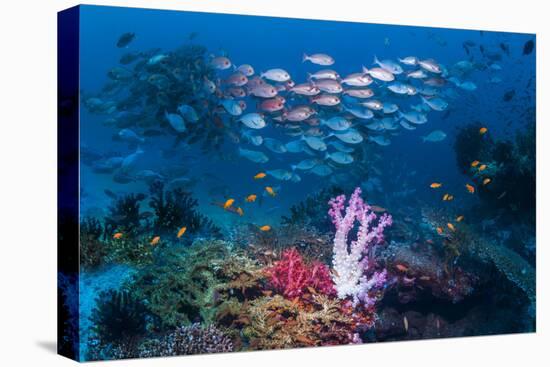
left=266, top=248, right=335, bottom=298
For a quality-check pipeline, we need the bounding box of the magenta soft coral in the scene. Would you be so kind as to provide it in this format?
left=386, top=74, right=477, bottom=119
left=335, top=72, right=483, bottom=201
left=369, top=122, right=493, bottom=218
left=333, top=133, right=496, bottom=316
left=266, top=248, right=335, bottom=298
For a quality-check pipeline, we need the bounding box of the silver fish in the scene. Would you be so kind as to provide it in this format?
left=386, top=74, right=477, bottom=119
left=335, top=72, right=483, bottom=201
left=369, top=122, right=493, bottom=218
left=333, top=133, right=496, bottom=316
left=310, top=164, right=333, bottom=176
left=325, top=151, right=354, bottom=164
left=239, top=113, right=266, bottom=129
left=285, top=139, right=305, bottom=153
left=221, top=99, right=243, bottom=116
left=238, top=147, right=269, bottom=163
left=165, top=111, right=186, bottom=133
left=369, top=135, right=391, bottom=146
left=118, top=128, right=145, bottom=144
left=321, top=116, right=351, bottom=131
left=303, top=136, right=327, bottom=151
left=291, top=158, right=319, bottom=170
left=263, top=138, right=287, bottom=154
left=328, top=141, right=354, bottom=153
left=342, top=104, right=374, bottom=120
left=374, top=55, right=403, bottom=74
left=399, top=110, right=428, bottom=125
left=266, top=169, right=293, bottom=180
left=421, top=96, right=448, bottom=111
left=332, top=129, right=364, bottom=144
left=422, top=130, right=447, bottom=142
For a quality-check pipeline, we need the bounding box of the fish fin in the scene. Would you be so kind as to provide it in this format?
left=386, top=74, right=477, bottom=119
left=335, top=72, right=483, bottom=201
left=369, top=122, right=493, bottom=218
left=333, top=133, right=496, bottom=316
left=302, top=53, right=308, bottom=62
left=362, top=65, right=369, bottom=74
left=373, top=55, right=379, bottom=65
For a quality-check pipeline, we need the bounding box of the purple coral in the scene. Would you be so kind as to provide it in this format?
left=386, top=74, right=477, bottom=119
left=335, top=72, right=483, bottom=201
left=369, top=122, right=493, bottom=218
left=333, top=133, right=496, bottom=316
left=328, top=187, right=392, bottom=308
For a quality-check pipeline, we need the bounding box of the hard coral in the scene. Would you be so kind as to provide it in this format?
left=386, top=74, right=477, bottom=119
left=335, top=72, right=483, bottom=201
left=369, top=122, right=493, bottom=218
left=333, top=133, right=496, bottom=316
left=241, top=294, right=355, bottom=350
left=266, top=248, right=335, bottom=299
left=138, top=323, right=233, bottom=357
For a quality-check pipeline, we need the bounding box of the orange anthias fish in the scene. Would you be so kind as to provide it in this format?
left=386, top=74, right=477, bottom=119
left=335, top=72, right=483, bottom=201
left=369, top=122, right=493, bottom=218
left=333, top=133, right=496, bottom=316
left=395, top=264, right=409, bottom=272
left=430, top=183, right=442, bottom=189
left=211, top=201, right=242, bottom=216
left=259, top=225, right=271, bottom=232
left=483, top=178, right=492, bottom=185
left=177, top=226, right=187, bottom=238
left=465, top=183, right=475, bottom=194
left=150, top=236, right=161, bottom=246
left=254, top=172, right=267, bottom=180
left=236, top=207, right=244, bottom=216
left=447, top=223, right=456, bottom=232
left=113, top=232, right=123, bottom=239
left=478, top=164, right=487, bottom=171
left=436, top=227, right=444, bottom=235
left=223, top=198, right=235, bottom=209
left=456, top=215, right=464, bottom=222
left=479, top=127, right=488, bottom=135
left=471, top=160, right=480, bottom=167
left=265, top=186, right=276, bottom=197
left=245, top=194, right=257, bottom=203
left=442, top=193, right=449, bottom=201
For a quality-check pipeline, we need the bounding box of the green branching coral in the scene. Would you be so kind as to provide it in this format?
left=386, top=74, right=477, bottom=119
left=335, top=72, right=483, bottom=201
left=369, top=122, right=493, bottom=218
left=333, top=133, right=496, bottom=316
left=130, top=239, right=235, bottom=330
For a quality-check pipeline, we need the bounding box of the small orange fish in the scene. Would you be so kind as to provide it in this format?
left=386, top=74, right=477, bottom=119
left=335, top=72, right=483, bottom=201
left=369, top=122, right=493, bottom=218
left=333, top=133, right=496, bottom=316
left=245, top=194, right=257, bottom=203
left=223, top=198, right=235, bottom=209
left=478, top=164, right=487, bottom=171
left=370, top=205, right=387, bottom=213
left=430, top=183, right=442, bottom=189
left=442, top=193, right=449, bottom=201
left=483, top=178, right=492, bottom=185
left=447, top=223, right=456, bottom=232
left=254, top=172, right=266, bottom=180
left=465, top=183, right=475, bottom=194
left=113, top=232, right=123, bottom=239
left=471, top=160, right=480, bottom=167
left=436, top=227, right=444, bottom=235
left=177, top=226, right=187, bottom=238
left=236, top=207, right=244, bottom=216
left=259, top=225, right=271, bottom=232
left=265, top=186, right=276, bottom=197
left=479, top=127, right=488, bottom=135
left=150, top=236, right=161, bottom=246
left=456, top=215, right=464, bottom=222
left=395, top=264, right=409, bottom=272
left=447, top=195, right=454, bottom=201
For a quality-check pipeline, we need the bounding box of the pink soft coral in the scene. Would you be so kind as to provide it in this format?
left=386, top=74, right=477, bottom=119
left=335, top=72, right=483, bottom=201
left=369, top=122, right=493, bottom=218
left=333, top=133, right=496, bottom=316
left=266, top=248, right=335, bottom=298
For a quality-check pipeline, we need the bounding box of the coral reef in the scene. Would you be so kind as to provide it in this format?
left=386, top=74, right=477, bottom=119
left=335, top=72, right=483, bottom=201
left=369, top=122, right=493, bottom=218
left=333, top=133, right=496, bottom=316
left=80, top=217, right=107, bottom=269
left=266, top=248, right=335, bottom=298
left=281, top=186, right=344, bottom=232
left=104, top=193, right=147, bottom=237
left=240, top=294, right=357, bottom=350
left=454, top=122, right=535, bottom=225
left=90, top=290, right=149, bottom=345
left=328, top=187, right=392, bottom=307
left=138, top=323, right=233, bottom=357
left=149, top=180, right=221, bottom=239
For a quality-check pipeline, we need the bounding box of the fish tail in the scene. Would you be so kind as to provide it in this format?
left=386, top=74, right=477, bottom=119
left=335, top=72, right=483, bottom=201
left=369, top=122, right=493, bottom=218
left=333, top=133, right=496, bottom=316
left=302, top=53, right=309, bottom=62
left=290, top=165, right=296, bottom=171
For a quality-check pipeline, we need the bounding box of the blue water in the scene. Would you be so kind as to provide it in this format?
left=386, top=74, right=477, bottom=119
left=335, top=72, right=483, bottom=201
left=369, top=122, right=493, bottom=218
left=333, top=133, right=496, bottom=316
left=73, top=5, right=536, bottom=360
